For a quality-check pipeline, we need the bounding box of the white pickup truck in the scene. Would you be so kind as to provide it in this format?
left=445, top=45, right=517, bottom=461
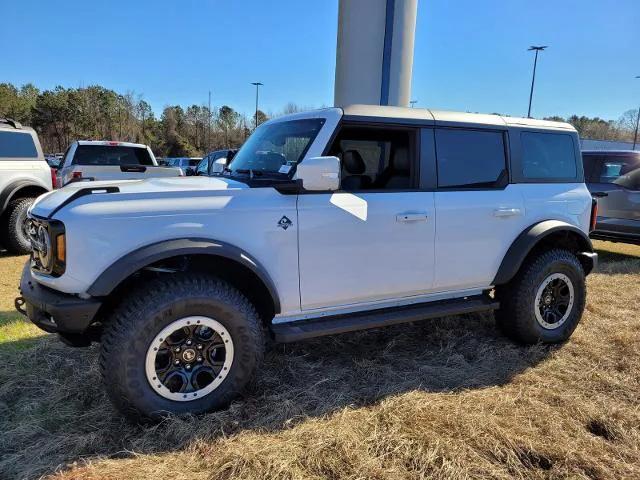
left=57, top=141, right=183, bottom=187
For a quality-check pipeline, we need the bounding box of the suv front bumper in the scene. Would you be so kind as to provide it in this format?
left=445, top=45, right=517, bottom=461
left=16, top=262, right=101, bottom=334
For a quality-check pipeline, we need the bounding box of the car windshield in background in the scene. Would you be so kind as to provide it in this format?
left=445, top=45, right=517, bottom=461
left=228, top=119, right=325, bottom=175
left=73, top=145, right=153, bottom=166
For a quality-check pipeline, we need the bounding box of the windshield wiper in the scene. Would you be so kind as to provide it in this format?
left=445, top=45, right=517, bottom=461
left=234, top=169, right=262, bottom=177
left=231, top=169, right=291, bottom=179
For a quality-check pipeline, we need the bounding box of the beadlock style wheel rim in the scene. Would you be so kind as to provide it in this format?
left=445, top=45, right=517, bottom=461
left=534, top=273, right=575, bottom=330
left=145, top=316, right=234, bottom=402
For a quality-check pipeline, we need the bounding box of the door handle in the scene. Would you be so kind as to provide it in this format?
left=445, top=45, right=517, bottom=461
left=493, top=207, right=522, bottom=218
left=396, top=213, right=428, bottom=223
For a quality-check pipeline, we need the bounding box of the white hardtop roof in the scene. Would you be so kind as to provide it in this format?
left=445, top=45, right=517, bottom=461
left=341, top=104, right=576, bottom=131
left=76, top=140, right=149, bottom=148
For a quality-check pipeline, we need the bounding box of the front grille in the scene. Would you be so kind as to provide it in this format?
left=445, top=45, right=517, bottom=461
left=27, top=217, right=49, bottom=273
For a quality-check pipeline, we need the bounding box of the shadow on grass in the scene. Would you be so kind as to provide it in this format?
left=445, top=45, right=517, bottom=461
left=0, top=310, right=554, bottom=479
left=593, top=248, right=640, bottom=275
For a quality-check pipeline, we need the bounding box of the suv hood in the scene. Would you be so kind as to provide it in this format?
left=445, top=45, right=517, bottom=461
left=30, top=176, right=248, bottom=219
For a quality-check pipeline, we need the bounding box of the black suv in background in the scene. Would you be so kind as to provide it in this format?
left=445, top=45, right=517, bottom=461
left=196, top=149, right=237, bottom=176
left=583, top=150, right=640, bottom=245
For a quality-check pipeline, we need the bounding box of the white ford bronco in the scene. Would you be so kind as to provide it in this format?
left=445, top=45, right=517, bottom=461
left=0, top=118, right=54, bottom=254
left=17, top=105, right=598, bottom=420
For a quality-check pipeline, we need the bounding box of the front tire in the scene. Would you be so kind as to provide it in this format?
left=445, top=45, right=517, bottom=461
left=100, top=274, right=265, bottom=421
left=3, top=197, right=35, bottom=255
left=495, top=249, right=586, bottom=344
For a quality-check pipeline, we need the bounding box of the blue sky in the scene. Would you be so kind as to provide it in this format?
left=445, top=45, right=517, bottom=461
left=1, top=0, right=638, bottom=120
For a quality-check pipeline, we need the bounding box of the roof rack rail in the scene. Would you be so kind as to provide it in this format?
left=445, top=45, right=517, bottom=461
left=0, top=118, right=22, bottom=129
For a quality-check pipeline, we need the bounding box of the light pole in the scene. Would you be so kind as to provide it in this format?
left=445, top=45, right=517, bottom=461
left=251, top=82, right=263, bottom=129
left=633, top=76, right=640, bottom=150
left=527, top=46, right=547, bottom=118
left=409, top=100, right=418, bottom=108
left=207, top=90, right=211, bottom=151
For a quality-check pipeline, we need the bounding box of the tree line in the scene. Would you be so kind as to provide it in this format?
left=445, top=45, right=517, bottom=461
left=1, top=82, right=638, bottom=155
left=544, top=111, right=638, bottom=144
left=0, top=83, right=282, bottom=156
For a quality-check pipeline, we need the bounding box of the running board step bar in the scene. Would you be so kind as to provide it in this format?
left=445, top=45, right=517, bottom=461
left=272, top=295, right=499, bottom=342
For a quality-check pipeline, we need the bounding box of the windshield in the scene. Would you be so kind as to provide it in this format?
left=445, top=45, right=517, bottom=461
left=228, top=118, right=325, bottom=175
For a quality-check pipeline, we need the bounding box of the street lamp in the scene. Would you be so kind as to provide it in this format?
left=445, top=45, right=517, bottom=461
left=527, top=46, right=547, bottom=118
left=633, top=76, right=640, bottom=151
left=251, top=82, right=264, bottom=129
left=409, top=100, right=418, bottom=108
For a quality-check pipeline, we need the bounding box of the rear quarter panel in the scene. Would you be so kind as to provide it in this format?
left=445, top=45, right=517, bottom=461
left=516, top=183, right=592, bottom=234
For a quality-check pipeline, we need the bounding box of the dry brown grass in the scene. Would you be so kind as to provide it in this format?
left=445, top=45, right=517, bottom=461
left=0, top=241, right=639, bottom=480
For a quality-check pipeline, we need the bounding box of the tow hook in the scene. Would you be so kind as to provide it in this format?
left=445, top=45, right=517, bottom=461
left=14, top=296, right=27, bottom=316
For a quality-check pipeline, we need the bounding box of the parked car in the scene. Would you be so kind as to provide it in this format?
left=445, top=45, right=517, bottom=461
left=45, top=153, right=64, bottom=169
left=582, top=150, right=640, bottom=245
left=196, top=149, right=237, bottom=176
left=17, top=105, right=597, bottom=419
left=0, top=118, right=55, bottom=254
left=165, top=157, right=202, bottom=175
left=56, top=141, right=184, bottom=186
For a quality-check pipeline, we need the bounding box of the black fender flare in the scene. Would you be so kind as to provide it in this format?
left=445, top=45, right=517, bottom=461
left=1, top=179, right=49, bottom=214
left=87, top=238, right=281, bottom=313
left=493, top=220, right=595, bottom=285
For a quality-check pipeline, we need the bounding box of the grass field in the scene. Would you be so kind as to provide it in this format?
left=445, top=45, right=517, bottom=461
left=1, top=241, right=639, bottom=479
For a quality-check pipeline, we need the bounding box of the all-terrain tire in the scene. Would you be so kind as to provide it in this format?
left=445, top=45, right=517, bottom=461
left=3, top=197, right=35, bottom=255
left=495, top=249, right=586, bottom=344
left=100, top=273, right=265, bottom=421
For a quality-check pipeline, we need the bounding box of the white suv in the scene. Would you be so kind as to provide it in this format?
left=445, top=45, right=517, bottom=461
left=0, top=118, right=53, bottom=254
left=17, top=105, right=598, bottom=419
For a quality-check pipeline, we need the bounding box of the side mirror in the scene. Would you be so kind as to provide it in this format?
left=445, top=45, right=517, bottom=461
left=211, top=158, right=227, bottom=174
left=296, top=156, right=340, bottom=191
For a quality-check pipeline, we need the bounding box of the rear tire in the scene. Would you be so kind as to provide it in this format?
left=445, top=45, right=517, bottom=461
left=100, top=273, right=265, bottom=421
left=495, top=249, right=586, bottom=344
left=3, top=197, right=35, bottom=255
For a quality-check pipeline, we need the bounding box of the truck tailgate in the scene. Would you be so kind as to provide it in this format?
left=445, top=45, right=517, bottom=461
left=64, top=165, right=183, bottom=184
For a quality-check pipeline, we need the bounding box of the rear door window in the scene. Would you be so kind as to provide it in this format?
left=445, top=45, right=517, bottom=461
left=521, top=132, right=577, bottom=180
left=434, top=128, right=507, bottom=188
left=73, top=145, right=154, bottom=166
left=0, top=131, right=38, bottom=158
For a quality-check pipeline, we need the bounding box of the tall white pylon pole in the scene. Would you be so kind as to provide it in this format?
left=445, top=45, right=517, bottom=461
left=334, top=0, right=418, bottom=108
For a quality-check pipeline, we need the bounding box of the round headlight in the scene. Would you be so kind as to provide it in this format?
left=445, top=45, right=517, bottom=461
left=36, top=225, right=52, bottom=268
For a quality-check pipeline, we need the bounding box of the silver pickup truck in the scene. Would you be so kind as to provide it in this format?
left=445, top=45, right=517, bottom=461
left=57, top=141, right=183, bottom=186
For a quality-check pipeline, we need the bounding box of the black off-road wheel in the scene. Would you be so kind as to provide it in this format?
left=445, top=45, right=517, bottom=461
left=495, top=249, right=586, bottom=344
left=3, top=197, right=35, bottom=255
left=100, top=273, right=265, bottom=421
